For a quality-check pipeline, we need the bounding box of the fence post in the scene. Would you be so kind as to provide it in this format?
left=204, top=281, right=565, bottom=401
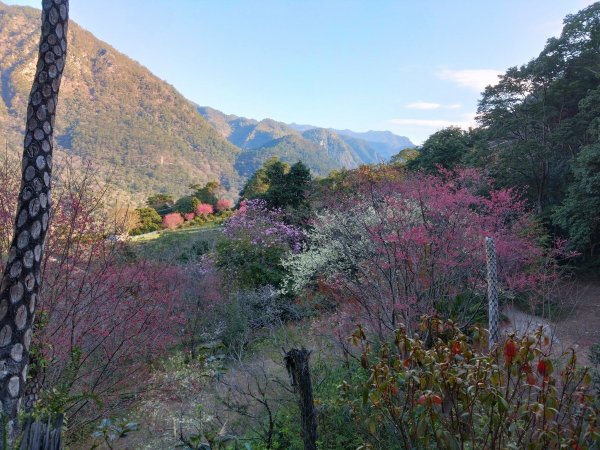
left=284, top=348, right=317, bottom=450
left=485, top=237, right=500, bottom=350
left=19, top=415, right=63, bottom=450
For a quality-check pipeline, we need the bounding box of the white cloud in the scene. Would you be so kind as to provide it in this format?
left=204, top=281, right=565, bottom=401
left=390, top=113, right=476, bottom=130
left=437, top=69, right=502, bottom=91
left=405, top=101, right=462, bottom=110
left=406, top=101, right=441, bottom=110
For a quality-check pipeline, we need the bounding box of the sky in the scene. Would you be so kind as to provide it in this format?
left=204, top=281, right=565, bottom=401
left=5, top=0, right=597, bottom=143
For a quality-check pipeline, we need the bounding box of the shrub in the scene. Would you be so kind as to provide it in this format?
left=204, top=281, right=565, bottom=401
left=216, top=198, right=233, bottom=212
left=342, top=317, right=599, bottom=449
left=162, top=212, right=184, bottom=229
left=195, top=202, right=214, bottom=216
left=130, top=207, right=162, bottom=235
left=216, top=199, right=303, bottom=289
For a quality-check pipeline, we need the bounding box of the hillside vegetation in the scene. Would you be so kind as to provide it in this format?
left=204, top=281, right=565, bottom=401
left=198, top=106, right=414, bottom=175
left=0, top=2, right=244, bottom=201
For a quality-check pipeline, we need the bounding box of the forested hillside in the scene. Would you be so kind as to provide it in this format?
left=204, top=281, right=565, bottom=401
left=0, top=2, right=247, bottom=201
left=407, top=3, right=600, bottom=259
left=198, top=106, right=414, bottom=175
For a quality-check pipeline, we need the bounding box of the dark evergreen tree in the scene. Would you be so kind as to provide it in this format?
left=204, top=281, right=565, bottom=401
left=286, top=161, right=312, bottom=209
left=407, top=127, right=472, bottom=173
left=553, top=143, right=600, bottom=257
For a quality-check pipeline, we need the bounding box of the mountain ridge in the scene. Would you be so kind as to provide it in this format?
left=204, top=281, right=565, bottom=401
left=197, top=106, right=415, bottom=175
left=0, top=2, right=242, bottom=201
left=1, top=2, right=414, bottom=203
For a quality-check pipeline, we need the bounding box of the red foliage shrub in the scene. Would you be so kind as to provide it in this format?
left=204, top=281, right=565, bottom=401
left=163, top=212, right=184, bottom=229
left=195, top=203, right=214, bottom=216
left=216, top=198, right=233, bottom=212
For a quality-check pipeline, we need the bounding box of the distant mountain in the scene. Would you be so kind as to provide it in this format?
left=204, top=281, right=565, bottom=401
left=289, top=124, right=414, bottom=160
left=0, top=2, right=242, bottom=201
left=197, top=107, right=399, bottom=175
left=235, top=135, right=340, bottom=178
left=0, top=2, right=414, bottom=204
left=197, top=106, right=301, bottom=150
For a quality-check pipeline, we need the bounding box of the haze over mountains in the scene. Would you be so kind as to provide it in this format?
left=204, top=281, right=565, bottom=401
left=197, top=106, right=414, bottom=177
left=0, top=2, right=413, bottom=201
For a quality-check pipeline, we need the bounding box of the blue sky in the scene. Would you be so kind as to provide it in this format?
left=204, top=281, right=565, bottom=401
left=5, top=0, right=596, bottom=143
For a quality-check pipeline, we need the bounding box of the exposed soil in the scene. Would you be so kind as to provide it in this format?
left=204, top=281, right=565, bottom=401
left=502, top=280, right=600, bottom=365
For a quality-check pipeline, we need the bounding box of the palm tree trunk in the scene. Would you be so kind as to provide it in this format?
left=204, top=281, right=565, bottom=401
left=0, top=0, right=69, bottom=430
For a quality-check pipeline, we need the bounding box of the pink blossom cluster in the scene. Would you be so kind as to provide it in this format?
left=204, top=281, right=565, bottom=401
left=195, top=202, right=214, bottom=216
left=216, top=198, right=233, bottom=212
left=163, top=212, right=184, bottom=229
left=311, top=167, right=572, bottom=335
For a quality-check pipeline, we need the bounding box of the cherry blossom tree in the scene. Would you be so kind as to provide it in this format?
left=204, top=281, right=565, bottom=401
left=216, top=199, right=233, bottom=212
left=162, top=212, right=184, bottom=229
left=285, top=168, right=560, bottom=339
left=195, top=203, right=214, bottom=216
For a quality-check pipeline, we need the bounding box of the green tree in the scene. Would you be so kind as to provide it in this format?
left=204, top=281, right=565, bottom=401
left=174, top=196, right=199, bottom=214
left=407, top=127, right=472, bottom=172
left=285, top=161, right=312, bottom=209
left=553, top=143, right=600, bottom=257
left=261, top=159, right=290, bottom=209
left=146, top=193, right=174, bottom=216
left=131, top=207, right=163, bottom=235
left=192, top=181, right=220, bottom=207
left=475, top=3, right=600, bottom=213
left=240, top=158, right=312, bottom=215
left=390, top=147, right=419, bottom=165
left=239, top=157, right=285, bottom=201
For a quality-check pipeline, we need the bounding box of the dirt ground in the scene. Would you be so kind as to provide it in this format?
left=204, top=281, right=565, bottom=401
left=502, top=279, right=600, bottom=365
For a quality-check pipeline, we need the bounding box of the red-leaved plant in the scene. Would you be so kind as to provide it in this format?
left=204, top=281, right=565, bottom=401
left=342, top=316, right=598, bottom=449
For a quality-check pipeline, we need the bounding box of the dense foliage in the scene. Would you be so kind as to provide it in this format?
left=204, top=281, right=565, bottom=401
left=285, top=167, right=559, bottom=338
left=216, top=199, right=303, bottom=290
left=343, top=317, right=598, bottom=449
left=403, top=3, right=600, bottom=261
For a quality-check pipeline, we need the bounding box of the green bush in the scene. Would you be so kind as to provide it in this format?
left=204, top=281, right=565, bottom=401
left=215, top=238, right=288, bottom=290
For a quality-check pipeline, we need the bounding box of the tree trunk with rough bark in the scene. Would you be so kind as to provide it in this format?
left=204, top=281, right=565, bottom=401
left=0, top=0, right=69, bottom=431
left=285, top=348, right=317, bottom=450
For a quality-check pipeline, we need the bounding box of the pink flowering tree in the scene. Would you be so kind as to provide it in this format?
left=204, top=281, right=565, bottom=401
left=184, top=212, right=195, bottom=221
left=195, top=203, right=214, bottom=216
left=216, top=198, right=234, bottom=212
left=163, top=212, right=184, bottom=229
left=179, top=256, right=227, bottom=359
left=0, top=164, right=189, bottom=436
left=284, top=168, right=563, bottom=339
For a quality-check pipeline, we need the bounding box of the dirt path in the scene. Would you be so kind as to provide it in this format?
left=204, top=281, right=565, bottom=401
left=502, top=280, right=600, bottom=365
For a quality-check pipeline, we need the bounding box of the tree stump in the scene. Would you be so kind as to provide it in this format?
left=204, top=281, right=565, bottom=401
left=285, top=348, right=317, bottom=450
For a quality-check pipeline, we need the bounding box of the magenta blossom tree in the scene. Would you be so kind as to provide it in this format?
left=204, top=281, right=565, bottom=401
left=285, top=168, right=567, bottom=338
left=216, top=199, right=304, bottom=289
left=224, top=199, right=303, bottom=252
